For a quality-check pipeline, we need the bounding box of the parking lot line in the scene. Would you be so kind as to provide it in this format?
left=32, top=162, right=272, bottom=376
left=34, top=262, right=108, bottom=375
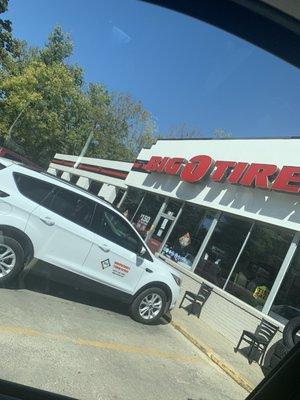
left=0, top=324, right=200, bottom=364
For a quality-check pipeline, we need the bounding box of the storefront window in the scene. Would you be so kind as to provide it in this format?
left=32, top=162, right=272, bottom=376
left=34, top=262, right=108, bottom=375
left=70, top=174, right=79, bottom=185
left=112, top=189, right=126, bottom=207
left=161, top=204, right=215, bottom=269
left=194, top=214, right=252, bottom=287
left=147, top=199, right=182, bottom=254
left=269, top=245, right=300, bottom=324
left=88, top=180, right=103, bottom=195
left=164, top=199, right=181, bottom=216
left=118, top=188, right=144, bottom=220
left=132, top=192, right=164, bottom=239
left=225, top=224, right=294, bottom=310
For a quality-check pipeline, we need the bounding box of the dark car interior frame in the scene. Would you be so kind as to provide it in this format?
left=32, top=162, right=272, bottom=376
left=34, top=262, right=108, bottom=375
left=0, top=0, right=299, bottom=398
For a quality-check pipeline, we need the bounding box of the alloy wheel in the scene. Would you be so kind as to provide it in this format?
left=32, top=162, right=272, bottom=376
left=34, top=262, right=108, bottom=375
left=138, top=292, right=163, bottom=320
left=0, top=244, right=16, bottom=277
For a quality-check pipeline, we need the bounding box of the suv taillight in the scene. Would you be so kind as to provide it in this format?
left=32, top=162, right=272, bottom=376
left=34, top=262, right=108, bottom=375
left=0, top=190, right=9, bottom=197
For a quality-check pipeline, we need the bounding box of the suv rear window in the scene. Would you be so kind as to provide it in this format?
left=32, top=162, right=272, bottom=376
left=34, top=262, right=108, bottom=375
left=45, top=188, right=96, bottom=229
left=14, top=173, right=54, bottom=204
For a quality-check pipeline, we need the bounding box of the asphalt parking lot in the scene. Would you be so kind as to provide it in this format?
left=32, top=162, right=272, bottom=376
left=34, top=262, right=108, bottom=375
left=0, top=267, right=248, bottom=400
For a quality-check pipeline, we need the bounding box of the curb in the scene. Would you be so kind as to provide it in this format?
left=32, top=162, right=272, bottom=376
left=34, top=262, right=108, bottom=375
left=171, top=320, right=254, bottom=393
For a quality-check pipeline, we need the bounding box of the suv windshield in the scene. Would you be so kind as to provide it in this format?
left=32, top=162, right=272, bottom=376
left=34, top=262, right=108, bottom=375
left=0, top=1, right=299, bottom=399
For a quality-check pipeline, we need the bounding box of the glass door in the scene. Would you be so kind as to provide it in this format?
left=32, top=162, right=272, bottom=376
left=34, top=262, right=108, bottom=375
left=146, top=199, right=182, bottom=254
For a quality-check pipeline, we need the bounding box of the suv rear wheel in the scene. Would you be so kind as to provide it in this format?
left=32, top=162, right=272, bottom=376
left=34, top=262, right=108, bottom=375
left=0, top=236, right=24, bottom=284
left=130, top=287, right=167, bottom=324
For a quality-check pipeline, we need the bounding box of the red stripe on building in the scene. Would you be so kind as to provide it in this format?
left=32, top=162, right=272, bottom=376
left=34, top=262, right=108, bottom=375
left=51, top=158, right=128, bottom=180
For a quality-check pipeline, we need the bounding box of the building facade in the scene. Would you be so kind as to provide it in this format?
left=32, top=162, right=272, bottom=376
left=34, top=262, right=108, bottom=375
left=121, top=138, right=300, bottom=343
left=48, top=153, right=132, bottom=206
left=48, top=138, right=300, bottom=344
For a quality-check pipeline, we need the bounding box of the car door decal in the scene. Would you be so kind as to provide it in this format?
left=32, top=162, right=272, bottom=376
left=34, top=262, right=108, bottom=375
left=101, top=258, right=111, bottom=270
left=112, top=261, right=131, bottom=277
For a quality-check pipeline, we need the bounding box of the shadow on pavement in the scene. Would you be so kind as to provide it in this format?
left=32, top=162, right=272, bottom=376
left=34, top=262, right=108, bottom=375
left=7, top=266, right=130, bottom=317
left=5, top=262, right=171, bottom=325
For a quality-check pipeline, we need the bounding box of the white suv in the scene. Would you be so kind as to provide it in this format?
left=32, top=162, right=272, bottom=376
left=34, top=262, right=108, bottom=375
left=0, top=158, right=181, bottom=324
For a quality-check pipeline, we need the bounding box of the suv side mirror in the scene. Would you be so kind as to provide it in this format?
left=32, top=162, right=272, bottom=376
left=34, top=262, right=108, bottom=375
left=139, top=247, right=146, bottom=256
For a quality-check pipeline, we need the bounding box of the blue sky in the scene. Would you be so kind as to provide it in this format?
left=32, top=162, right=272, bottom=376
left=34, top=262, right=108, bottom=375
left=5, top=0, right=300, bottom=138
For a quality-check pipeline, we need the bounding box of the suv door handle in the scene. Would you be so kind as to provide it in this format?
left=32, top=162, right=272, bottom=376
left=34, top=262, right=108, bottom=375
left=39, top=216, right=55, bottom=226
left=98, top=243, right=110, bottom=252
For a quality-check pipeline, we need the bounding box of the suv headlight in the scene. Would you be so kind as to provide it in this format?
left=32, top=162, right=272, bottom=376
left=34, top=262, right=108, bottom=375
left=171, top=273, right=182, bottom=286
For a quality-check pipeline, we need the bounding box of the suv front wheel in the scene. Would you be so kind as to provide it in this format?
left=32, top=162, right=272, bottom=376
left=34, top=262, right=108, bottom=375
left=0, top=236, right=24, bottom=285
left=130, top=287, right=167, bottom=324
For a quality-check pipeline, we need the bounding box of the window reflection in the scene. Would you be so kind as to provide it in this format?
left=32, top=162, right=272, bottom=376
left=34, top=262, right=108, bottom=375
left=132, top=193, right=164, bottom=239
left=161, top=204, right=215, bottom=269
left=119, top=188, right=144, bottom=220
left=269, top=245, right=300, bottom=324
left=148, top=199, right=181, bottom=254
left=195, top=214, right=251, bottom=287
left=113, top=188, right=126, bottom=207
left=88, top=180, right=103, bottom=195
left=226, top=224, right=294, bottom=310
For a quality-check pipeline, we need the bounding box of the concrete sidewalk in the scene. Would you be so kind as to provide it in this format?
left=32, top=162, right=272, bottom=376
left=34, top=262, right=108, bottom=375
left=170, top=306, right=265, bottom=393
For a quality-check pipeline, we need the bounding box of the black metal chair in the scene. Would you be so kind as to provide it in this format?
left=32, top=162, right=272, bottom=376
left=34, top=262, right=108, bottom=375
left=234, top=319, right=279, bottom=365
left=179, top=282, right=212, bottom=317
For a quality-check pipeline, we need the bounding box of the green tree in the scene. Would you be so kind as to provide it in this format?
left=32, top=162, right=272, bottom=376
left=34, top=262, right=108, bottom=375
left=0, top=60, right=90, bottom=167
left=81, top=89, right=157, bottom=162
left=166, top=122, right=202, bottom=139
left=0, top=24, right=157, bottom=166
left=40, top=26, right=73, bottom=65
left=0, top=0, right=23, bottom=67
left=110, top=92, right=157, bottom=160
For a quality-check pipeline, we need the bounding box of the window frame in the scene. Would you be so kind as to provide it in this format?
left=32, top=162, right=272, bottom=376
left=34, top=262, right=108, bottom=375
left=13, top=172, right=56, bottom=205
left=263, top=231, right=300, bottom=315
left=131, top=192, right=165, bottom=238
left=192, top=212, right=254, bottom=288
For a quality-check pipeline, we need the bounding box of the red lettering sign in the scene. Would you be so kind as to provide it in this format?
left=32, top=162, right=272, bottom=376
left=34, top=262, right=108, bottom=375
left=180, top=155, right=213, bottom=183
left=210, top=161, right=236, bottom=182
left=227, top=162, right=249, bottom=184
left=144, top=156, right=162, bottom=172
left=156, top=157, right=170, bottom=173
left=164, top=157, right=186, bottom=175
left=238, top=164, right=278, bottom=189
left=141, top=155, right=300, bottom=194
left=272, top=166, right=300, bottom=194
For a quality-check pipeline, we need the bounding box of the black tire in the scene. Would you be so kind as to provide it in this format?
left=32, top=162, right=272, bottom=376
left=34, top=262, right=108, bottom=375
left=283, top=316, right=300, bottom=349
left=264, top=339, right=290, bottom=374
left=269, top=353, right=282, bottom=369
left=274, top=339, right=290, bottom=359
left=0, top=236, right=25, bottom=285
left=130, top=287, right=167, bottom=325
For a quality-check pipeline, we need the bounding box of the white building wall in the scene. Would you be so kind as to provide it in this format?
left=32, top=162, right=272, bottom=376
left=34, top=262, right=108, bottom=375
left=47, top=153, right=133, bottom=204
left=99, top=184, right=118, bottom=203
left=126, top=138, right=300, bottom=232
left=128, top=138, right=300, bottom=344
left=61, top=172, right=71, bottom=181
left=172, top=260, right=284, bottom=345
left=76, top=176, right=89, bottom=190
left=49, top=153, right=132, bottom=190
left=47, top=167, right=57, bottom=175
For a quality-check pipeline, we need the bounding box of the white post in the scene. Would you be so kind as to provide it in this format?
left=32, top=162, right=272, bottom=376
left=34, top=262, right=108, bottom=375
left=74, top=133, right=94, bottom=168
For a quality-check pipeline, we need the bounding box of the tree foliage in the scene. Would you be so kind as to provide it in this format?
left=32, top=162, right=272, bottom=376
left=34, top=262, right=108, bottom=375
left=0, top=0, right=23, bottom=66
left=166, top=123, right=202, bottom=139
left=213, top=128, right=233, bottom=139
left=40, top=26, right=73, bottom=65
left=0, top=6, right=157, bottom=167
